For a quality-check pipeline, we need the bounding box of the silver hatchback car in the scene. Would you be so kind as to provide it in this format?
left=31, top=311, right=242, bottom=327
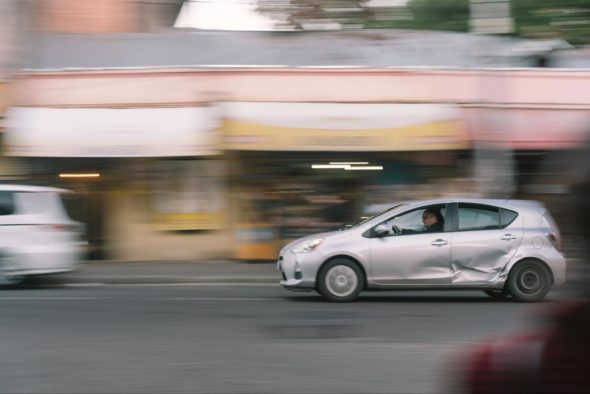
left=278, top=198, right=566, bottom=302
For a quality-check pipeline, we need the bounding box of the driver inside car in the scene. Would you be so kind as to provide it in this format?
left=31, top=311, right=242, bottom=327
left=392, top=208, right=444, bottom=234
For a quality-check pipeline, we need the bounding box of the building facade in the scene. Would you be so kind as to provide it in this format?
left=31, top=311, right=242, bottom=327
left=5, top=65, right=590, bottom=260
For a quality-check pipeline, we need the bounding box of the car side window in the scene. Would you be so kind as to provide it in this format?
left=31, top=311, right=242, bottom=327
left=0, top=191, right=15, bottom=215
left=380, top=204, right=447, bottom=236
left=457, top=204, right=500, bottom=231
left=387, top=210, right=423, bottom=233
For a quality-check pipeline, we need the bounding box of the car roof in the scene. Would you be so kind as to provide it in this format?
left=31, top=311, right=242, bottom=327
left=401, top=198, right=545, bottom=212
left=0, top=184, right=71, bottom=193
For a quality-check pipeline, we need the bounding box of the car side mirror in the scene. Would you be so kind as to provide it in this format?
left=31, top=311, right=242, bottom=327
left=373, top=224, right=390, bottom=236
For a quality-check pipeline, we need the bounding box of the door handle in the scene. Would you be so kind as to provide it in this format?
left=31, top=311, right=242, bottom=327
left=431, top=239, right=448, bottom=246
left=501, top=234, right=517, bottom=241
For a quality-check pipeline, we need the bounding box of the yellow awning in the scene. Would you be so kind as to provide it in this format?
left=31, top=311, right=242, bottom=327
left=222, top=102, right=469, bottom=151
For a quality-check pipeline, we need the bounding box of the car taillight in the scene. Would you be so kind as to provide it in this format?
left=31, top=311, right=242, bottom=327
left=545, top=231, right=560, bottom=250
left=541, top=213, right=562, bottom=251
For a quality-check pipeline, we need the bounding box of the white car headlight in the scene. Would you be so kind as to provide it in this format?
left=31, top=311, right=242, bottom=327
left=292, top=238, right=323, bottom=254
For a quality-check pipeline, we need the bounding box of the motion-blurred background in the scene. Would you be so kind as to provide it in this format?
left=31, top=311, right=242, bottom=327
left=1, top=0, right=589, bottom=262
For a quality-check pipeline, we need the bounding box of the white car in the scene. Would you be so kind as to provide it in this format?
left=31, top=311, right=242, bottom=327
left=0, top=184, right=85, bottom=286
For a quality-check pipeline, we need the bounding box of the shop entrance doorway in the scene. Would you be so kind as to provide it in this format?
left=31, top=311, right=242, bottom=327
left=24, top=158, right=111, bottom=261
left=60, top=183, right=105, bottom=260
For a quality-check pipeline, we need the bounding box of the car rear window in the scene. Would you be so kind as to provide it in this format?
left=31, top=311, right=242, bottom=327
left=14, top=191, right=70, bottom=218
left=0, top=191, right=15, bottom=215
left=499, top=208, right=518, bottom=228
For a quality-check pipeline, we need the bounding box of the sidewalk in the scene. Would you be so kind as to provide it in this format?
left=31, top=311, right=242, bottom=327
left=61, top=259, right=280, bottom=285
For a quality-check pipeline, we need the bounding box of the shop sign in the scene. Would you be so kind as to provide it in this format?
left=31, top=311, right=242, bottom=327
left=3, top=106, right=220, bottom=157
left=221, top=102, right=469, bottom=151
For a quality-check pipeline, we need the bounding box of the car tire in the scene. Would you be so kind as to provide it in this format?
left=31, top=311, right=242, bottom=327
left=506, top=260, right=552, bottom=302
left=0, top=254, right=25, bottom=288
left=483, top=289, right=510, bottom=300
left=317, top=259, right=364, bottom=302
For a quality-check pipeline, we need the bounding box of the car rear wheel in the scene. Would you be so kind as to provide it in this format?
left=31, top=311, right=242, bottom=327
left=317, top=259, right=363, bottom=302
left=506, top=260, right=552, bottom=302
left=0, top=255, right=25, bottom=288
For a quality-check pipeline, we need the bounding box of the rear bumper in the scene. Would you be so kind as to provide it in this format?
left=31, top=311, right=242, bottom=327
left=7, top=245, right=82, bottom=275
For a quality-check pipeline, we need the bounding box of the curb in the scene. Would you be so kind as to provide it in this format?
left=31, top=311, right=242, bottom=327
left=54, top=260, right=282, bottom=285
left=63, top=276, right=280, bottom=285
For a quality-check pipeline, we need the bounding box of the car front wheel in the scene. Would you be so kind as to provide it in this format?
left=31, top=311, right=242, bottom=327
left=317, top=259, right=364, bottom=302
left=506, top=260, right=552, bottom=302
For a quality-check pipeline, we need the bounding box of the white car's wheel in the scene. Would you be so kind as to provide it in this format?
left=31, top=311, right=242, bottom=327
left=0, top=255, right=25, bottom=287
left=317, top=259, right=363, bottom=302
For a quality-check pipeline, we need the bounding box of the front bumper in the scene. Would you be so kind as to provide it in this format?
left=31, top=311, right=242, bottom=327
left=277, top=251, right=322, bottom=290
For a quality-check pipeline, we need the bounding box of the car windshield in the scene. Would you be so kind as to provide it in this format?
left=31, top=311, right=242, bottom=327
left=349, top=204, right=406, bottom=229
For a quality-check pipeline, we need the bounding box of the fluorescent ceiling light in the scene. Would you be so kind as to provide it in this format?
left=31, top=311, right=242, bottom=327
left=59, top=173, right=101, bottom=178
left=344, top=166, right=383, bottom=171
left=329, top=162, right=369, bottom=165
left=311, top=164, right=351, bottom=169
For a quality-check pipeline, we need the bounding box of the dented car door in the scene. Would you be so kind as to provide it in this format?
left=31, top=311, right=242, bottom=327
left=450, top=203, right=524, bottom=284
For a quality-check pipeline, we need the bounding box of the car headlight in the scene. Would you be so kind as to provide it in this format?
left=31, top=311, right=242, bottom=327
left=292, top=238, right=323, bottom=254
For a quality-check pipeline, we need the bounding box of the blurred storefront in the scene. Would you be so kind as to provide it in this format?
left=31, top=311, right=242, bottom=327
left=3, top=105, right=227, bottom=261
left=223, top=101, right=471, bottom=260
left=6, top=61, right=590, bottom=261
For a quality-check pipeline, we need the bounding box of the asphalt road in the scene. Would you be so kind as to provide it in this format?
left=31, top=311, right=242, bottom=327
left=1, top=284, right=554, bottom=394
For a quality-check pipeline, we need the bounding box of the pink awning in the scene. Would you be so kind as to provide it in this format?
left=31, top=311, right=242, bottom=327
left=466, top=108, right=590, bottom=149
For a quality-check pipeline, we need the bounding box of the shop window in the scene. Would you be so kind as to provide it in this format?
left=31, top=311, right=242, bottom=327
left=151, top=159, right=227, bottom=231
